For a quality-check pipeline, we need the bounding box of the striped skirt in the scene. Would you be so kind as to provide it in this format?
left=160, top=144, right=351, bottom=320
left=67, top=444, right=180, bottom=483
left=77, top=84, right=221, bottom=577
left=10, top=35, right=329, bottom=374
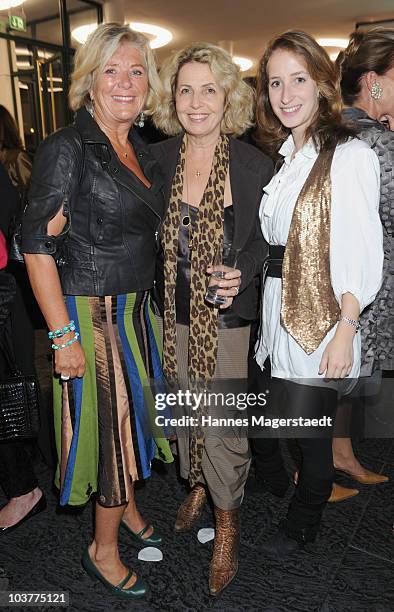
left=53, top=292, right=173, bottom=507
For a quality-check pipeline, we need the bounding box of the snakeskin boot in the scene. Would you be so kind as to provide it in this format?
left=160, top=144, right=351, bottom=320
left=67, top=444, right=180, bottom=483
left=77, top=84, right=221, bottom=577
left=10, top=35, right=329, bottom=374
left=209, top=507, right=240, bottom=596
left=174, top=484, right=207, bottom=532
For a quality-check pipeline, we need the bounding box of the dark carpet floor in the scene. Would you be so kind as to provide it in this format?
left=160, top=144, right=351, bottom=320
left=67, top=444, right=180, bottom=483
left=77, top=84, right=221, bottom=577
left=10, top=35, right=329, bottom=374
left=1, top=333, right=393, bottom=612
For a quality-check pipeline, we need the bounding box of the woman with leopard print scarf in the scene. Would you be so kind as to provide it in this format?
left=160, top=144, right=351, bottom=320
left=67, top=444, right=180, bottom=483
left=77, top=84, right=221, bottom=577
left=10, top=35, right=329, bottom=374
left=151, top=43, right=273, bottom=596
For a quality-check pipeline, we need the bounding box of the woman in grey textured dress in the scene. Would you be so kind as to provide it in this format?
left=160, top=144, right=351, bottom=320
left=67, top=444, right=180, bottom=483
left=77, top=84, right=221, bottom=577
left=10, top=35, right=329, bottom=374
left=332, top=28, right=394, bottom=487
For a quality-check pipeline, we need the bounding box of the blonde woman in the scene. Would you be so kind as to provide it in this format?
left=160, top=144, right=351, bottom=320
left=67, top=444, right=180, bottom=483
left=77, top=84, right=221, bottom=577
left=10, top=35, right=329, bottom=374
left=151, top=43, right=273, bottom=595
left=22, top=23, right=173, bottom=598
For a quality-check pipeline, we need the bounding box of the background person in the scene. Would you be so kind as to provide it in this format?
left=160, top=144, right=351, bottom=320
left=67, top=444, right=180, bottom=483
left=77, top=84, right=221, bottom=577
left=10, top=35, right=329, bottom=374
left=0, top=162, right=45, bottom=533
left=22, top=23, right=173, bottom=598
left=330, top=27, right=394, bottom=487
left=151, top=43, right=273, bottom=595
left=0, top=105, right=31, bottom=195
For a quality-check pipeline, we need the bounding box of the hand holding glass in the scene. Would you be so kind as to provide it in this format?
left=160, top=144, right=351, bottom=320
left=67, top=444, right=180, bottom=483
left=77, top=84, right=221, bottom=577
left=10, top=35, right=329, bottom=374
left=205, top=247, right=241, bottom=306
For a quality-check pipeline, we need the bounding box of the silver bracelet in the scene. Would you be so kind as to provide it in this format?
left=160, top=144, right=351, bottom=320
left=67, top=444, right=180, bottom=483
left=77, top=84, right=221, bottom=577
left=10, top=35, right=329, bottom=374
left=338, top=315, right=360, bottom=332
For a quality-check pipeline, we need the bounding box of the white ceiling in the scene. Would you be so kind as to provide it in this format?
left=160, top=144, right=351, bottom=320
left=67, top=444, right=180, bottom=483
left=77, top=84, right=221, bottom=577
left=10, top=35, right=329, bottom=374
left=122, top=0, right=394, bottom=73
left=3, top=0, right=394, bottom=75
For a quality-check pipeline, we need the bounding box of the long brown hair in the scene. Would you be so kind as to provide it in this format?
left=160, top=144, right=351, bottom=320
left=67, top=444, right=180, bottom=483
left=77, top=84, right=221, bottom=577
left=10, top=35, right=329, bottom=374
left=336, top=28, right=394, bottom=106
left=255, top=30, right=354, bottom=158
left=0, top=105, right=22, bottom=150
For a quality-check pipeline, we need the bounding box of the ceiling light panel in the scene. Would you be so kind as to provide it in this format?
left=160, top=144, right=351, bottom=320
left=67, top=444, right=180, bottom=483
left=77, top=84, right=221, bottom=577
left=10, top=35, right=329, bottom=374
left=233, top=56, right=253, bottom=72
left=317, top=38, right=349, bottom=48
left=71, top=24, right=97, bottom=45
left=0, top=0, right=24, bottom=9
left=129, top=22, right=172, bottom=48
left=329, top=51, right=340, bottom=61
left=72, top=23, right=172, bottom=48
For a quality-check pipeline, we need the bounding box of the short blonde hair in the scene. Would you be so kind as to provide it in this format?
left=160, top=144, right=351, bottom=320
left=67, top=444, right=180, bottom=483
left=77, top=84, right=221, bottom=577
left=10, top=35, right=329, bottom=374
left=152, top=43, right=254, bottom=136
left=68, top=22, right=162, bottom=112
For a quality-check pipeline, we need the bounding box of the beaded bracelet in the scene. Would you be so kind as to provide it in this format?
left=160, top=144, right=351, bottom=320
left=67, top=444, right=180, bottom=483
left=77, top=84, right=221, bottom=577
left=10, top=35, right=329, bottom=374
left=338, top=315, right=360, bottom=332
left=48, top=321, right=76, bottom=340
left=52, top=332, right=80, bottom=350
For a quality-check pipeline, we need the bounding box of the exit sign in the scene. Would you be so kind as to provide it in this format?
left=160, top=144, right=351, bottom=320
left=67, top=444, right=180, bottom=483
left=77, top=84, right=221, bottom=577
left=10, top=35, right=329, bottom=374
left=9, top=15, right=26, bottom=32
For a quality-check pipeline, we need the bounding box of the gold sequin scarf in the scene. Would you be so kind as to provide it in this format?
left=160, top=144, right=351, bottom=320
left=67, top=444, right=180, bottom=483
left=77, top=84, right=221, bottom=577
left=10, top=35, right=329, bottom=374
left=162, top=134, right=229, bottom=486
left=281, top=148, right=340, bottom=354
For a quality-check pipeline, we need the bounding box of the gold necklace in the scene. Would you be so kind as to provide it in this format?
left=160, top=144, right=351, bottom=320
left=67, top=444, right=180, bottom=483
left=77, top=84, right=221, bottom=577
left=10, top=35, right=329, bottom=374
left=112, top=140, right=130, bottom=159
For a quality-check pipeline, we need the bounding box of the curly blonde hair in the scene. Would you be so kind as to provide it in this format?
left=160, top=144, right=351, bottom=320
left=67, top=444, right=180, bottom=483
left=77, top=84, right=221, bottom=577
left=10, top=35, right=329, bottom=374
left=256, top=30, right=354, bottom=158
left=68, top=23, right=162, bottom=112
left=152, top=43, right=254, bottom=136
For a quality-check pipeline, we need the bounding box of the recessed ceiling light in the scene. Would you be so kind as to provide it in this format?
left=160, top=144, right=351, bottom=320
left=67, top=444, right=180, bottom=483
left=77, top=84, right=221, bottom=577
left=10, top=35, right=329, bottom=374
left=71, top=24, right=97, bottom=45
left=233, top=56, right=253, bottom=72
left=329, top=51, right=340, bottom=61
left=0, top=0, right=24, bottom=9
left=72, top=23, right=172, bottom=48
left=318, top=38, right=349, bottom=48
left=129, top=22, right=172, bottom=48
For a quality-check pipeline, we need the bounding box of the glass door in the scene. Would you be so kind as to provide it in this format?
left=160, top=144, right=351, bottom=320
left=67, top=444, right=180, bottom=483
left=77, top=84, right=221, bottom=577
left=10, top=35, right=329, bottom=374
left=0, top=0, right=102, bottom=150
left=36, top=52, right=66, bottom=138
left=13, top=43, right=68, bottom=153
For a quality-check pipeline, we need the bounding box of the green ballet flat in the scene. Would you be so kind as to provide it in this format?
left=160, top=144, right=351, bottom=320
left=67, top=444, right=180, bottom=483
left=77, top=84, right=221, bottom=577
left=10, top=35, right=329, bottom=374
left=120, top=521, right=163, bottom=547
left=81, top=548, right=148, bottom=599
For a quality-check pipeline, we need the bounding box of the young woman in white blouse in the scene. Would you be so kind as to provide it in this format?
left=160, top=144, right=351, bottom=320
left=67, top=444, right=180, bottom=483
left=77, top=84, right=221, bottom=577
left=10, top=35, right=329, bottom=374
left=251, top=30, right=383, bottom=557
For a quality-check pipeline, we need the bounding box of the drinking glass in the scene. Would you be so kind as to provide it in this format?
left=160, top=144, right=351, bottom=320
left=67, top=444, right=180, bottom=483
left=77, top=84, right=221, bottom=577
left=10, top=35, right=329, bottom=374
left=205, top=245, right=240, bottom=306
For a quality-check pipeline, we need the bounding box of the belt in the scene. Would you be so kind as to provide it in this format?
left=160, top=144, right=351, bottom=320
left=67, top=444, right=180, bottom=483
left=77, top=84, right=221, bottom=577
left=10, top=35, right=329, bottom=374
left=263, top=245, right=285, bottom=280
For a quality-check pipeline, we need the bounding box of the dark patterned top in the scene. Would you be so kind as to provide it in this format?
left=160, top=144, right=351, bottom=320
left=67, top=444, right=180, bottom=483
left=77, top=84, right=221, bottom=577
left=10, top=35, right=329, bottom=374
left=343, top=108, right=394, bottom=375
left=175, top=203, right=248, bottom=329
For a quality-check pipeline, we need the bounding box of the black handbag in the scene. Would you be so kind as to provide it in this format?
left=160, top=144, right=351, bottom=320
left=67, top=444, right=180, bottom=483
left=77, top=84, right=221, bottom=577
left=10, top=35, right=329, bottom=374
left=0, top=321, right=40, bottom=441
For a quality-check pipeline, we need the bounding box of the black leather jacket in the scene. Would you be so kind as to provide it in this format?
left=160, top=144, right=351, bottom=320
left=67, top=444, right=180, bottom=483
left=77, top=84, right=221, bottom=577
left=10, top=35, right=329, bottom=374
left=21, top=107, right=166, bottom=296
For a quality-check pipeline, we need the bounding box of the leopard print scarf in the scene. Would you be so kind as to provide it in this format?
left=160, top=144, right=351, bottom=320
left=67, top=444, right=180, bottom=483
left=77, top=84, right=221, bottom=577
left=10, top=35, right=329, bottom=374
left=162, top=133, right=229, bottom=486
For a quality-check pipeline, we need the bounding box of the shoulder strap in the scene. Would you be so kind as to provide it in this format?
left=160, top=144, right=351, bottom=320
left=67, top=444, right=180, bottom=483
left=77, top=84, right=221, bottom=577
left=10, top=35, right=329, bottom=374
left=0, top=317, right=20, bottom=376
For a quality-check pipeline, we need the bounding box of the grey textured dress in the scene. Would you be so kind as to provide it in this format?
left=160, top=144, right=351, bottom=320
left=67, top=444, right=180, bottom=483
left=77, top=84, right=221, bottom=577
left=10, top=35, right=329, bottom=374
left=343, top=108, right=394, bottom=376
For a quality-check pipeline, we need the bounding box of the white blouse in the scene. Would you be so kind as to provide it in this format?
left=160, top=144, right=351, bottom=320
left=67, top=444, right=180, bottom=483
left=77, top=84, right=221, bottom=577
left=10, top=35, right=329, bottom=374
left=255, top=135, right=383, bottom=385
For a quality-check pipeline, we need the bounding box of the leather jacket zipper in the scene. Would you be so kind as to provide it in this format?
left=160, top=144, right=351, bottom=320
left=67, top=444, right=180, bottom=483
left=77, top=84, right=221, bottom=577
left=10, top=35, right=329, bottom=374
left=112, top=173, right=162, bottom=250
left=114, top=175, right=161, bottom=219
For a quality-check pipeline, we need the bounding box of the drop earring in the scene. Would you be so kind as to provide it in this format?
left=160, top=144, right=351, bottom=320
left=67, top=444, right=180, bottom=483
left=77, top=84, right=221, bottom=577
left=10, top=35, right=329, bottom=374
left=371, top=82, right=383, bottom=100
left=136, top=111, right=145, bottom=128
